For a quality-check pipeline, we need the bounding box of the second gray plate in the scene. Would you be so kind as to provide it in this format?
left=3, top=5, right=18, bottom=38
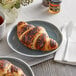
left=0, top=57, right=34, bottom=76
left=7, top=20, right=63, bottom=57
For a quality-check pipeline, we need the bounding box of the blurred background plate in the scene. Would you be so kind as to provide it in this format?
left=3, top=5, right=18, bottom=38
left=7, top=20, right=63, bottom=57
left=0, top=56, right=34, bottom=76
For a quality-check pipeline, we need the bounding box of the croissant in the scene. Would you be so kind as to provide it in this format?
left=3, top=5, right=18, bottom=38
left=0, top=60, right=26, bottom=76
left=17, top=21, right=58, bottom=51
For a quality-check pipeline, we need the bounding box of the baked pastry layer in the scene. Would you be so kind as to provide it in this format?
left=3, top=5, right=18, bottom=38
left=0, top=60, right=26, bottom=76
left=17, top=21, right=58, bottom=51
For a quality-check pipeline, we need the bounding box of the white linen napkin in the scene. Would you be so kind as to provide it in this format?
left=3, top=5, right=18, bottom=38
left=54, top=22, right=76, bottom=65
left=64, top=26, right=76, bottom=62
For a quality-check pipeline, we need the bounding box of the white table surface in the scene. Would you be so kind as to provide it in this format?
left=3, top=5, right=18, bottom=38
left=0, top=0, right=76, bottom=76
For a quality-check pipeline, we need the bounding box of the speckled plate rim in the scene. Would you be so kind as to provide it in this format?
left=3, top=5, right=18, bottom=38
left=0, top=56, right=35, bottom=76
left=7, top=20, right=63, bottom=58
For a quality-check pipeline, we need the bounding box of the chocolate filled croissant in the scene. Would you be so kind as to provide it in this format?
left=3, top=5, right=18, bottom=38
left=17, top=21, right=58, bottom=51
left=0, top=60, right=26, bottom=76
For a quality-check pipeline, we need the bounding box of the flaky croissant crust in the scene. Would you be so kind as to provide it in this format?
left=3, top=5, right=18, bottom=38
left=0, top=60, right=26, bottom=76
left=17, top=21, right=58, bottom=51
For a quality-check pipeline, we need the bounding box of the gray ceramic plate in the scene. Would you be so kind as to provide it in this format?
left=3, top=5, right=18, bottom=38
left=7, top=20, right=63, bottom=57
left=0, top=56, right=34, bottom=76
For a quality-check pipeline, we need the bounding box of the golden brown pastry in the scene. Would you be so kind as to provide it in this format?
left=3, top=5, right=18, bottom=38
left=17, top=21, right=58, bottom=51
left=0, top=60, right=26, bottom=76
